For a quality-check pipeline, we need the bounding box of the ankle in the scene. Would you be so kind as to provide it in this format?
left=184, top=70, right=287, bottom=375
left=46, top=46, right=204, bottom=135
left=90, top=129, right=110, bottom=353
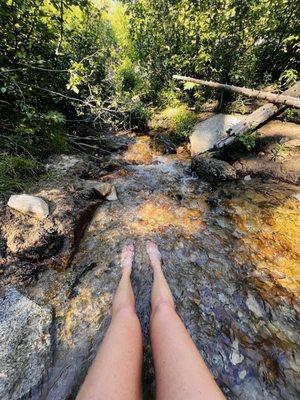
left=151, top=261, right=162, bottom=271
left=121, top=267, right=131, bottom=278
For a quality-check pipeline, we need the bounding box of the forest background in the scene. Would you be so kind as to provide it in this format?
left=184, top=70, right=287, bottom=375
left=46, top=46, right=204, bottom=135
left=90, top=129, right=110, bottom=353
left=0, top=0, right=299, bottom=193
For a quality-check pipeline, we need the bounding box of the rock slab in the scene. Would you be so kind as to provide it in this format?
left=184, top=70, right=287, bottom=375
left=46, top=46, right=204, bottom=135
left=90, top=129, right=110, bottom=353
left=190, top=114, right=245, bottom=155
left=8, top=194, right=49, bottom=219
left=0, top=287, right=53, bottom=400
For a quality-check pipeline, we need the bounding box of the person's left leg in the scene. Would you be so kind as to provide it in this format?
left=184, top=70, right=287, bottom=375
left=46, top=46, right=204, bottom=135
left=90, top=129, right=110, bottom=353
left=76, top=244, right=143, bottom=400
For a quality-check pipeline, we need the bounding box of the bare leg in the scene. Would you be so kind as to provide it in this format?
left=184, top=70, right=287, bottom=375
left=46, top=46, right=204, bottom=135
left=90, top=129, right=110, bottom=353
left=76, top=244, right=143, bottom=400
left=147, top=241, right=225, bottom=400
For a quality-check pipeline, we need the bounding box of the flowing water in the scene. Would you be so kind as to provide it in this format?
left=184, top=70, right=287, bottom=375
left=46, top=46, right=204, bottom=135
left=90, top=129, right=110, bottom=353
left=22, top=136, right=300, bottom=399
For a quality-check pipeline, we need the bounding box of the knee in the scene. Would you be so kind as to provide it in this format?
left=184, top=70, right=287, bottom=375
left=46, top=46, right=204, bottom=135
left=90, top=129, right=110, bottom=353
left=112, top=304, right=139, bottom=322
left=150, top=301, right=175, bottom=322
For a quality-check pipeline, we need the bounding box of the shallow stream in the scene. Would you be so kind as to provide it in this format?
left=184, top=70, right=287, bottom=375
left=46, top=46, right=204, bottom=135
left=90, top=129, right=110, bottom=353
left=18, top=137, right=300, bottom=399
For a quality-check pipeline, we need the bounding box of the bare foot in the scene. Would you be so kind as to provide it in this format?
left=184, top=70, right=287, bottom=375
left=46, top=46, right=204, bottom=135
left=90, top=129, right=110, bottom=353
left=120, top=244, right=134, bottom=273
left=146, top=240, right=162, bottom=270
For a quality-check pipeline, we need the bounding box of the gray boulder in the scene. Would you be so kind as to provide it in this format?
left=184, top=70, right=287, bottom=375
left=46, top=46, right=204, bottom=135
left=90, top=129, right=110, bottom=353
left=190, top=114, right=245, bottom=155
left=0, top=287, right=53, bottom=400
left=192, top=156, right=237, bottom=181
left=8, top=194, right=49, bottom=219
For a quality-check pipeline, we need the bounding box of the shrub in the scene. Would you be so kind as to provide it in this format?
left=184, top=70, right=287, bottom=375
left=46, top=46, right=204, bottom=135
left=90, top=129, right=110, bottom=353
left=149, top=104, right=197, bottom=140
left=0, top=154, right=41, bottom=194
left=157, top=86, right=181, bottom=108
left=236, top=130, right=260, bottom=151
left=172, top=110, right=197, bottom=139
left=282, top=108, right=300, bottom=123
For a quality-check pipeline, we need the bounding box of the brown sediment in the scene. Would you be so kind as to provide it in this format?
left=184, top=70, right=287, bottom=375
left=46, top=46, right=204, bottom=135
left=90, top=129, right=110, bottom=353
left=131, top=197, right=205, bottom=236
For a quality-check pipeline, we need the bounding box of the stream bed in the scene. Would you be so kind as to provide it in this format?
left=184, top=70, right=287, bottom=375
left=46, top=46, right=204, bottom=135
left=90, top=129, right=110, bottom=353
left=1, top=136, right=300, bottom=400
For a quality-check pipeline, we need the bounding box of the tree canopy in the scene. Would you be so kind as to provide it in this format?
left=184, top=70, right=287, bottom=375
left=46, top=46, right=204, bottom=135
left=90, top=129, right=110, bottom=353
left=0, top=0, right=299, bottom=193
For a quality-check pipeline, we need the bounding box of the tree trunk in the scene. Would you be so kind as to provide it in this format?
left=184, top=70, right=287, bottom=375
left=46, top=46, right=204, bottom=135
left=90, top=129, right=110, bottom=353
left=215, top=81, right=300, bottom=149
left=173, top=75, right=300, bottom=109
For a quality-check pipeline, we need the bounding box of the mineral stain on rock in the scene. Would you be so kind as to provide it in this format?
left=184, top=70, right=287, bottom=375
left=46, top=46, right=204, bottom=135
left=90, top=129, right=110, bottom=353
left=1, top=136, right=300, bottom=400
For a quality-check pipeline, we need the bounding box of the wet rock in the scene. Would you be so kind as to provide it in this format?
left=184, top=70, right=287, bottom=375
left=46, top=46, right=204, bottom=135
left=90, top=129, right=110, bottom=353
left=150, top=134, right=176, bottom=154
left=0, top=287, right=53, bottom=400
left=98, top=133, right=130, bottom=152
left=93, top=182, right=112, bottom=197
left=8, top=194, right=49, bottom=219
left=192, top=156, right=237, bottom=181
left=234, top=155, right=300, bottom=184
left=232, top=120, right=300, bottom=185
left=1, top=184, right=102, bottom=284
left=46, top=154, right=103, bottom=180
left=46, top=155, right=82, bottom=176
left=122, top=136, right=154, bottom=164
left=93, top=183, right=118, bottom=201
left=106, top=185, right=118, bottom=201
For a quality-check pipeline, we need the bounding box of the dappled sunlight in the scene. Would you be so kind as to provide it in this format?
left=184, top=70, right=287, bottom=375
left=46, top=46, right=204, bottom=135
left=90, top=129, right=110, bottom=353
left=64, top=287, right=112, bottom=347
left=131, top=197, right=205, bottom=236
left=122, top=136, right=153, bottom=164
left=229, top=191, right=300, bottom=297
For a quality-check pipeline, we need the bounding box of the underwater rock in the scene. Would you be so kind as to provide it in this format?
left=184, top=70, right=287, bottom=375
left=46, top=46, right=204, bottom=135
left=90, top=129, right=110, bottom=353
left=106, top=185, right=118, bottom=201
left=93, top=182, right=113, bottom=197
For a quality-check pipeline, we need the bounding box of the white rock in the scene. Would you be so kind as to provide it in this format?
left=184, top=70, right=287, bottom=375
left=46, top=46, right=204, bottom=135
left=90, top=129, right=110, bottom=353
left=230, top=339, right=244, bottom=365
left=106, top=186, right=118, bottom=201
left=239, top=370, right=247, bottom=380
left=7, top=194, right=49, bottom=219
left=190, top=114, right=246, bottom=156
left=244, top=175, right=252, bottom=181
left=246, top=293, right=263, bottom=318
left=292, top=193, right=300, bottom=202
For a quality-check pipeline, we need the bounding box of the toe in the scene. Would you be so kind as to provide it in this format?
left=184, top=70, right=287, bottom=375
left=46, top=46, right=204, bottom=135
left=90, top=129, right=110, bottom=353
left=127, top=244, right=134, bottom=252
left=146, top=240, right=155, bottom=250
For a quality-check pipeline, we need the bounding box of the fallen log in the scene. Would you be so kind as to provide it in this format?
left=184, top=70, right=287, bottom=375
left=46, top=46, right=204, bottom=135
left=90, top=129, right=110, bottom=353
left=215, top=81, right=300, bottom=149
left=173, top=75, right=300, bottom=109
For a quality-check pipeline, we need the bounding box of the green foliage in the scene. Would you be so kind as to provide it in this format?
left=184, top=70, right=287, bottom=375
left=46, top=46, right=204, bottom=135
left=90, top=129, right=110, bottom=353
left=151, top=104, right=197, bottom=140
left=172, top=109, right=197, bottom=140
left=128, top=0, right=299, bottom=96
left=0, top=154, right=40, bottom=194
left=227, top=96, right=252, bottom=115
left=279, top=69, right=298, bottom=88
left=282, top=108, right=300, bottom=123
left=236, top=131, right=261, bottom=151
left=157, top=86, right=181, bottom=108
left=0, top=0, right=299, bottom=194
left=114, top=58, right=143, bottom=94
left=0, top=0, right=148, bottom=194
left=271, top=143, right=287, bottom=161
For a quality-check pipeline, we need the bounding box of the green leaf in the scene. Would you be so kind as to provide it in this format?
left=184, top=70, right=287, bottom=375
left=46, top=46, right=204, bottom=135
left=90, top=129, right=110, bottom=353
left=183, top=82, right=197, bottom=90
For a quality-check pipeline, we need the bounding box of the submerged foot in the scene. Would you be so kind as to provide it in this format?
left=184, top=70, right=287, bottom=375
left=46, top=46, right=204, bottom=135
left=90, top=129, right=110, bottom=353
left=120, top=244, right=134, bottom=273
left=146, top=240, right=162, bottom=270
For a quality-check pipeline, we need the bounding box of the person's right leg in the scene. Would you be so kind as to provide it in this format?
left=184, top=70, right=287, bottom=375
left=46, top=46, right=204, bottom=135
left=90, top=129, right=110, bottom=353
left=76, top=244, right=142, bottom=400
left=147, top=241, right=225, bottom=400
